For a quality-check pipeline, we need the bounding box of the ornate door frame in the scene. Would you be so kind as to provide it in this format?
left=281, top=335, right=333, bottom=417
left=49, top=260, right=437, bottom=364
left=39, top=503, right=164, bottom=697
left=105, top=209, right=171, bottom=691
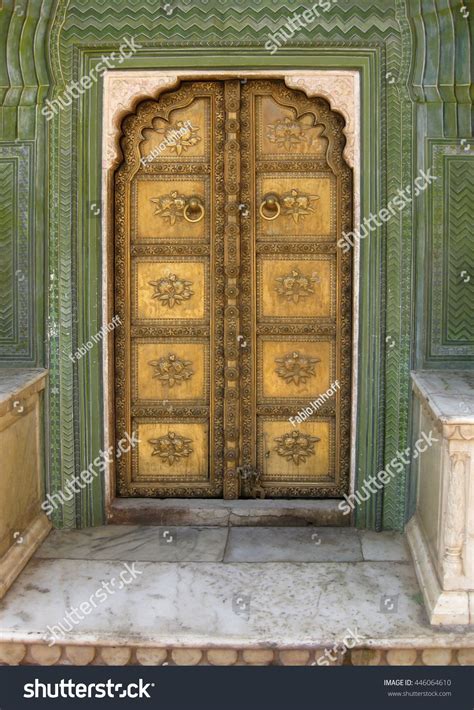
left=102, top=69, right=361, bottom=514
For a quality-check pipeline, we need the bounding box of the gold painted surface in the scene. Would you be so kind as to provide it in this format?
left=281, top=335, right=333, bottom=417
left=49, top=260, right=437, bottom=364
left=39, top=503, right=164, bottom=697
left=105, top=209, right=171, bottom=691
left=134, top=177, right=208, bottom=240
left=258, top=419, right=331, bottom=481
left=257, top=96, right=328, bottom=158
left=133, top=259, right=207, bottom=322
left=115, top=79, right=351, bottom=500
left=135, top=421, right=208, bottom=480
left=240, top=79, right=351, bottom=498
left=115, top=81, right=225, bottom=497
left=258, top=175, right=334, bottom=237
left=260, top=339, right=332, bottom=400
left=258, top=257, right=334, bottom=320
left=221, top=79, right=242, bottom=499
left=139, top=97, right=208, bottom=162
left=0, top=402, right=41, bottom=558
left=133, top=341, right=207, bottom=402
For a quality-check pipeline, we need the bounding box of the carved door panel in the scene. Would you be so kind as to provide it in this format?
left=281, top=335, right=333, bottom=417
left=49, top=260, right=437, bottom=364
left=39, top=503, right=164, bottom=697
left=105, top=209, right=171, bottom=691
left=114, top=79, right=351, bottom=499
left=238, top=81, right=352, bottom=498
left=115, top=82, right=228, bottom=497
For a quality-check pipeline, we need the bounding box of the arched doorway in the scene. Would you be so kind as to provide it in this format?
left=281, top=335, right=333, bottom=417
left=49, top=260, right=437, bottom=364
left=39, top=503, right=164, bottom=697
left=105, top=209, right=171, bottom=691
left=113, top=79, right=352, bottom=499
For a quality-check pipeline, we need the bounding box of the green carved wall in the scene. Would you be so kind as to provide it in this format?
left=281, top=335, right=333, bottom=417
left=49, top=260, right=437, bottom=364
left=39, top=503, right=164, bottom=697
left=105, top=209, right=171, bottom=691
left=0, top=0, right=52, bottom=363
left=0, top=0, right=472, bottom=531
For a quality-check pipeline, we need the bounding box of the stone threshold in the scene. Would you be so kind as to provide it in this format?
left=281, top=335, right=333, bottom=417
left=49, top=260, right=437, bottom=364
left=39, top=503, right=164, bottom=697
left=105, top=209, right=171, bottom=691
left=108, top=498, right=350, bottom=527
left=2, top=527, right=473, bottom=667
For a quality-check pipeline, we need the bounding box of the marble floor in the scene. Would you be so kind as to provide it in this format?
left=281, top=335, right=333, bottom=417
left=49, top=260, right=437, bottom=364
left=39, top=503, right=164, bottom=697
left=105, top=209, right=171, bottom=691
left=1, top=526, right=473, bottom=652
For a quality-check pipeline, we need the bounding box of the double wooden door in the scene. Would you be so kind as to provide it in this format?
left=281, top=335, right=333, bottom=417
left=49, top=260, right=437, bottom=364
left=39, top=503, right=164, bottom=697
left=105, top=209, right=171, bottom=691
left=114, top=79, right=352, bottom=499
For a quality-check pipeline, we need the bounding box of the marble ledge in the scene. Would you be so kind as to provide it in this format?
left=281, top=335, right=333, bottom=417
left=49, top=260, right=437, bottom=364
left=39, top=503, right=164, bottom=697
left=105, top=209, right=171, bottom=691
left=0, top=368, right=48, bottom=418
left=411, top=370, right=474, bottom=426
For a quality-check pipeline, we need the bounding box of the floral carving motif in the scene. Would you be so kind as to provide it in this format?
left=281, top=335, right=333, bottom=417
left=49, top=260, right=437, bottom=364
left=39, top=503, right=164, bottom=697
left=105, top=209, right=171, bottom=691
left=280, top=188, right=319, bottom=223
left=155, top=120, right=201, bottom=155
left=273, top=430, right=320, bottom=465
left=275, top=267, right=318, bottom=304
left=275, top=351, right=320, bottom=385
left=266, top=116, right=311, bottom=150
left=148, top=353, right=194, bottom=387
left=150, top=191, right=204, bottom=224
left=149, top=431, right=193, bottom=465
left=149, top=273, right=194, bottom=308
left=150, top=191, right=188, bottom=225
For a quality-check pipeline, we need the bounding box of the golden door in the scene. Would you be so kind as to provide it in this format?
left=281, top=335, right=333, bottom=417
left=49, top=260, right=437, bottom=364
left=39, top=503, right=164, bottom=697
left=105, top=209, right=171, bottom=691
left=114, top=79, right=352, bottom=499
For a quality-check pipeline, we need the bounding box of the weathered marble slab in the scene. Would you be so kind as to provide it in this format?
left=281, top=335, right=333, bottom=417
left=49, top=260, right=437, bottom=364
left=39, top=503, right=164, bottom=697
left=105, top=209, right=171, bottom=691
left=359, top=531, right=409, bottom=562
left=35, top=525, right=408, bottom=565
left=3, top=556, right=473, bottom=649
left=225, top=527, right=362, bottom=562
left=412, top=370, right=474, bottom=423
left=35, top=526, right=228, bottom=563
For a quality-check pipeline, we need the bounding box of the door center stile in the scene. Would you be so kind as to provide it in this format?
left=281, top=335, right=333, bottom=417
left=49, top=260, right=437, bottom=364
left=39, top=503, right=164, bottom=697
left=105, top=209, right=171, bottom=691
left=222, top=80, right=242, bottom=499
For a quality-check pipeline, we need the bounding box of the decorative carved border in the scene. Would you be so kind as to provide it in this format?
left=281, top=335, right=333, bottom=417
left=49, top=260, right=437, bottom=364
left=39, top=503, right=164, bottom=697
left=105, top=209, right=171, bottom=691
left=284, top=71, right=358, bottom=172
left=428, top=141, right=474, bottom=360
left=1, top=642, right=472, bottom=667
left=0, top=144, right=34, bottom=362
left=36, top=0, right=415, bottom=530
left=222, top=80, right=242, bottom=498
left=104, top=70, right=358, bottom=172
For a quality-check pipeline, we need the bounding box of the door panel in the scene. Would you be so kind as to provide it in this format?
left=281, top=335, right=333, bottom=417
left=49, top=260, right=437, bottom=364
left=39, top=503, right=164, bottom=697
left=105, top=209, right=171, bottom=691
left=257, top=175, right=335, bottom=239
left=115, top=82, right=226, bottom=497
left=114, top=78, right=351, bottom=499
left=258, top=338, right=334, bottom=400
left=258, top=419, right=333, bottom=479
left=132, top=257, right=208, bottom=322
left=239, top=80, right=352, bottom=497
left=258, top=256, right=335, bottom=320
left=133, top=178, right=209, bottom=241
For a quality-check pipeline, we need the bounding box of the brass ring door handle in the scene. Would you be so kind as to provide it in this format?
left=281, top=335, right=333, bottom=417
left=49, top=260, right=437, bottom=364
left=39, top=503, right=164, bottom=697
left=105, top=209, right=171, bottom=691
left=259, top=193, right=281, bottom=221
left=184, top=196, right=205, bottom=223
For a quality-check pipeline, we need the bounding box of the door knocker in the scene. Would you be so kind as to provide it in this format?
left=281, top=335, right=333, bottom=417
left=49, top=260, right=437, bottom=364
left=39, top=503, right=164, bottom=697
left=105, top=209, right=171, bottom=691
left=259, top=193, right=281, bottom=221
left=184, top=196, right=205, bottom=223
